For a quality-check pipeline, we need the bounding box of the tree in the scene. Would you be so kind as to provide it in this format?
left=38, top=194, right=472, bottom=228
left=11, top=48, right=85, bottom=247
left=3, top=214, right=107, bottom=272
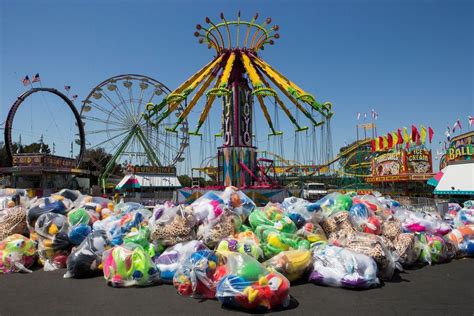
left=177, top=174, right=192, bottom=187
left=79, top=147, right=122, bottom=185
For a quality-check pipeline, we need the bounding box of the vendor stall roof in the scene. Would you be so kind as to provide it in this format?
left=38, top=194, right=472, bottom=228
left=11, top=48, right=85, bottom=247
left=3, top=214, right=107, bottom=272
left=434, top=163, right=474, bottom=195
left=116, top=174, right=181, bottom=190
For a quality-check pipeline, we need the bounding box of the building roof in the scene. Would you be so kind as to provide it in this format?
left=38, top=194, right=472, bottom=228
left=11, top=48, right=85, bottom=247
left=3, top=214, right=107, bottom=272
left=116, top=174, right=181, bottom=189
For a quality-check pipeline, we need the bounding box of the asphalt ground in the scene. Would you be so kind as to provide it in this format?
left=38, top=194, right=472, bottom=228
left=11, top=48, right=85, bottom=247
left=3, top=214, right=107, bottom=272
left=0, top=258, right=473, bottom=316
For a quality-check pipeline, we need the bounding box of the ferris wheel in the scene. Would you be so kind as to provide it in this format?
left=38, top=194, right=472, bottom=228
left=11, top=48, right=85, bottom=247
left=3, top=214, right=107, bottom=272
left=79, top=74, right=189, bottom=175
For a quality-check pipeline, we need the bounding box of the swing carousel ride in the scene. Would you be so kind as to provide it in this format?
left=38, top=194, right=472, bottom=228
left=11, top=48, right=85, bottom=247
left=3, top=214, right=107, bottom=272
left=144, top=12, right=334, bottom=198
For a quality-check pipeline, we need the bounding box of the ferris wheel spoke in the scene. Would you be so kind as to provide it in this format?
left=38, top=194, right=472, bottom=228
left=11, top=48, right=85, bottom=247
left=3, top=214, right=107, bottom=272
left=89, top=129, right=130, bottom=149
left=98, top=90, right=130, bottom=122
left=150, top=132, right=180, bottom=152
left=88, top=100, right=125, bottom=123
left=82, top=115, right=125, bottom=128
left=114, top=88, right=134, bottom=122
left=127, top=87, right=137, bottom=120
left=86, top=127, right=129, bottom=135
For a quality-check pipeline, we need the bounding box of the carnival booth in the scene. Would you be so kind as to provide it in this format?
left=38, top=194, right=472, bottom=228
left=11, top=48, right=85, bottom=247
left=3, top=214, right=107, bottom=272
left=433, top=131, right=474, bottom=198
left=365, top=125, right=435, bottom=197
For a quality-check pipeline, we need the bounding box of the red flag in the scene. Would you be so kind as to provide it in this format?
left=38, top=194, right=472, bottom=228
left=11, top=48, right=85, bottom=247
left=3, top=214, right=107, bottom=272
left=378, top=136, right=384, bottom=150
left=411, top=125, right=419, bottom=142
left=371, top=139, right=376, bottom=152
left=397, top=129, right=403, bottom=145
left=428, top=127, right=434, bottom=143
left=387, top=133, right=393, bottom=149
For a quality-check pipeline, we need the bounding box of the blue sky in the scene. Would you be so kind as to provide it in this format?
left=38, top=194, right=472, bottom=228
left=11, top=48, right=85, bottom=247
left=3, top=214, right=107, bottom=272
left=1, top=0, right=472, bottom=172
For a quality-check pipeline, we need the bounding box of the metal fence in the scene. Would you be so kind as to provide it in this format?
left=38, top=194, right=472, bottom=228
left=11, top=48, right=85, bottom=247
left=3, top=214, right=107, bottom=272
left=392, top=196, right=449, bottom=214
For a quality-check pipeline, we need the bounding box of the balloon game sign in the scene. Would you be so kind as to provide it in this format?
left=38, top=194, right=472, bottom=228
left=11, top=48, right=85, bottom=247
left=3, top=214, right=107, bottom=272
left=446, top=131, right=473, bottom=163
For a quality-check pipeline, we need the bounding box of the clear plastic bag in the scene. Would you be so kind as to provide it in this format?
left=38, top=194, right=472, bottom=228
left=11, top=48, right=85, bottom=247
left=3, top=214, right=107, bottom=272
left=0, top=206, right=27, bottom=241
left=197, top=209, right=241, bottom=248
left=253, top=226, right=310, bottom=258
left=150, top=205, right=196, bottom=246
left=216, top=252, right=291, bottom=311
left=0, top=234, right=36, bottom=273
left=415, top=233, right=452, bottom=265
left=27, top=196, right=72, bottom=231
left=309, top=242, right=379, bottom=289
left=102, top=243, right=159, bottom=287
left=394, top=208, right=451, bottom=236
left=320, top=211, right=355, bottom=239
left=34, top=212, right=72, bottom=271
left=216, top=231, right=263, bottom=260
left=67, top=208, right=92, bottom=246
left=314, top=192, right=353, bottom=219
left=349, top=203, right=381, bottom=235
left=333, top=232, right=397, bottom=280
left=173, top=250, right=219, bottom=298
left=248, top=204, right=296, bottom=234
left=264, top=249, right=312, bottom=281
left=155, top=240, right=208, bottom=283
left=295, top=222, right=327, bottom=244
left=281, top=197, right=322, bottom=228
left=64, top=230, right=110, bottom=278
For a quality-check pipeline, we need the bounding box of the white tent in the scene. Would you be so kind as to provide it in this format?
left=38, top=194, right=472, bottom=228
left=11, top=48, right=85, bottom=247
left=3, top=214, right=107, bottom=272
left=434, top=163, right=474, bottom=195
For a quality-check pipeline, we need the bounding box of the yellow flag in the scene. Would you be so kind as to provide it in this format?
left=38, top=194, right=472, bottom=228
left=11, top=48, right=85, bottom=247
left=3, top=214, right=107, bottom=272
left=375, top=138, right=380, bottom=151
left=420, top=125, right=427, bottom=144
left=403, top=127, right=410, bottom=143
left=392, top=131, right=398, bottom=147
left=382, top=136, right=388, bottom=149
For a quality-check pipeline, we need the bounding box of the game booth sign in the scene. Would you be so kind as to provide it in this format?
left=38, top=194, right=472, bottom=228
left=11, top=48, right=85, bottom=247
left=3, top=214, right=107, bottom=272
left=433, top=131, right=474, bottom=196
left=0, top=153, right=90, bottom=197
left=366, top=148, right=434, bottom=196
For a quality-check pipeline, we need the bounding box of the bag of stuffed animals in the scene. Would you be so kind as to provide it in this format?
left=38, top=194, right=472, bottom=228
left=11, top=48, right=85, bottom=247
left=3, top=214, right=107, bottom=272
left=67, top=208, right=93, bottom=246
left=0, top=234, right=36, bottom=274
left=173, top=250, right=219, bottom=298
left=314, top=192, right=353, bottom=219
left=295, top=222, right=327, bottom=244
left=394, top=208, right=451, bottom=236
left=93, top=207, right=150, bottom=246
left=150, top=204, right=196, bottom=246
left=155, top=240, right=208, bottom=283
left=102, top=243, right=159, bottom=287
left=416, top=233, right=453, bottom=265
left=309, top=242, right=379, bottom=289
left=191, top=187, right=255, bottom=224
left=248, top=204, right=297, bottom=234
left=35, top=212, right=72, bottom=271
left=197, top=207, right=241, bottom=248
left=349, top=203, right=382, bottom=235
left=332, top=232, right=397, bottom=280
left=64, top=230, right=110, bottom=278
left=216, top=252, right=291, bottom=311
left=0, top=206, right=27, bottom=241
left=320, top=211, right=355, bottom=240
left=27, top=196, right=73, bottom=239
left=216, top=231, right=263, bottom=260
left=445, top=226, right=474, bottom=257
left=264, top=249, right=312, bottom=282
left=281, top=197, right=321, bottom=228
left=253, top=226, right=310, bottom=259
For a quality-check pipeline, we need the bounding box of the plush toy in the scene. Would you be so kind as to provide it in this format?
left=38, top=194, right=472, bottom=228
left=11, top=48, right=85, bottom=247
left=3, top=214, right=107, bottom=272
left=122, top=227, right=159, bottom=259
left=64, top=230, right=110, bottom=278
left=216, top=252, right=290, bottom=311
left=197, top=210, right=240, bottom=248
left=253, top=226, right=310, bottom=258
left=248, top=205, right=296, bottom=234
left=0, top=234, right=36, bottom=273
left=155, top=240, right=208, bottom=283
left=309, top=242, right=379, bottom=289
left=281, top=197, right=321, bottom=228
left=151, top=205, right=196, bottom=246
left=35, top=212, right=72, bottom=270
left=295, top=222, right=327, bottom=244
left=264, top=249, right=312, bottom=281
left=216, top=232, right=263, bottom=260
left=102, top=243, right=159, bottom=287
left=27, top=196, right=72, bottom=230
left=0, top=206, right=27, bottom=241
left=416, top=233, right=452, bottom=265
left=173, top=250, right=219, bottom=298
